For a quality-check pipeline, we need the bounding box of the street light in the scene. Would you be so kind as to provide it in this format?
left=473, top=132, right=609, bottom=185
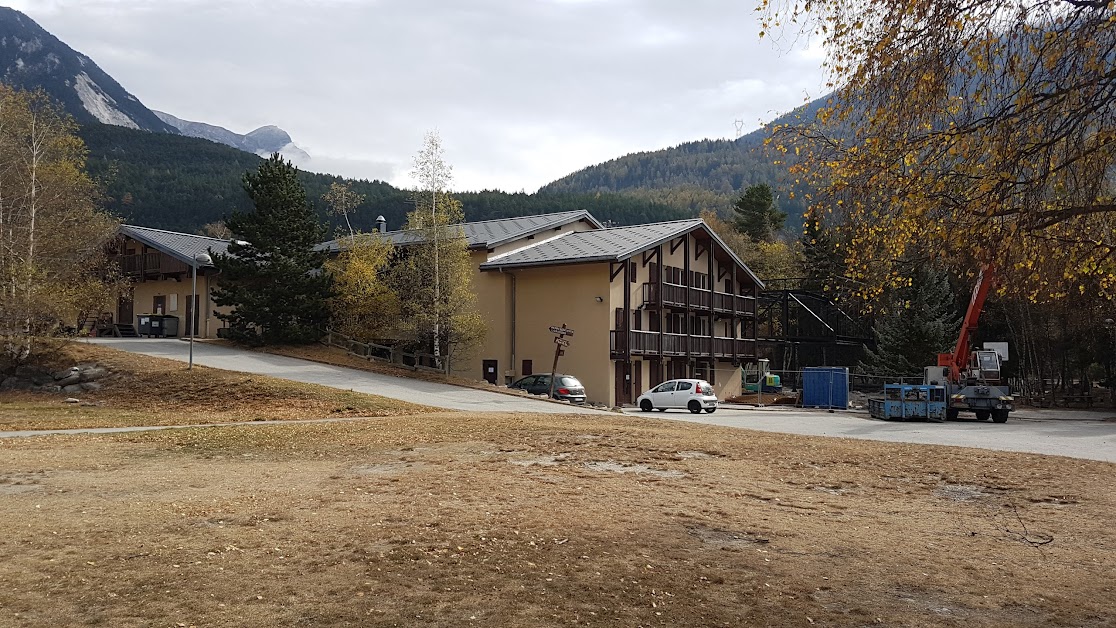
left=189, top=251, right=213, bottom=370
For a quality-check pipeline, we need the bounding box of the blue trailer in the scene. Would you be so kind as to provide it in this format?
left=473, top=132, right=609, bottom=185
left=869, top=384, right=948, bottom=421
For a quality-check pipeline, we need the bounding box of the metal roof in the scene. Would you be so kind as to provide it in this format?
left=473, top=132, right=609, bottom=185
left=119, top=225, right=229, bottom=268
left=318, top=210, right=602, bottom=253
left=479, top=218, right=765, bottom=288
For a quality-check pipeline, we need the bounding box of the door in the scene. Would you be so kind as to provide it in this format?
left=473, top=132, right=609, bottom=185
left=533, top=375, right=551, bottom=395
left=152, top=295, right=166, bottom=316
left=615, top=362, right=631, bottom=406
left=522, top=359, right=533, bottom=376
left=650, top=381, right=676, bottom=407
left=117, top=292, right=133, bottom=327
left=632, top=361, right=642, bottom=402
left=674, top=381, right=694, bottom=407
left=482, top=360, right=498, bottom=385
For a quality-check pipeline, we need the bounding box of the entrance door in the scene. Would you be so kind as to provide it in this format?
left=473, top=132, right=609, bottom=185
left=631, top=361, right=642, bottom=403
left=152, top=295, right=166, bottom=315
left=615, top=361, right=631, bottom=406
left=482, top=360, right=498, bottom=385
left=117, top=291, right=134, bottom=326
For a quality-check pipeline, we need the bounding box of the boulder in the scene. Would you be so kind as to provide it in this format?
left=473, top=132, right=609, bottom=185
left=55, top=373, right=82, bottom=387
left=62, top=384, right=84, bottom=394
left=34, top=385, right=62, bottom=393
left=64, top=397, right=80, bottom=404
left=78, top=367, right=109, bottom=382
left=80, top=382, right=103, bottom=392
left=1, top=376, right=33, bottom=391
left=52, top=367, right=79, bottom=381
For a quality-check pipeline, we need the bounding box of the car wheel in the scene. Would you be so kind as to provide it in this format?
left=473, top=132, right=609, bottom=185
left=975, top=410, right=991, bottom=421
left=640, top=399, right=653, bottom=412
left=688, top=400, right=701, bottom=414
left=704, top=408, right=716, bottom=414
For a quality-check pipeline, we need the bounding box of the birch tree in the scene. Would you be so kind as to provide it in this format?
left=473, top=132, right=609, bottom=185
left=761, top=0, right=1116, bottom=301
left=394, top=132, right=484, bottom=369
left=323, top=181, right=363, bottom=246
left=0, top=86, right=119, bottom=367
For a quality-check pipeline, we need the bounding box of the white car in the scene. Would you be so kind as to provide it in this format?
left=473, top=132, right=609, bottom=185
left=636, top=379, right=718, bottom=414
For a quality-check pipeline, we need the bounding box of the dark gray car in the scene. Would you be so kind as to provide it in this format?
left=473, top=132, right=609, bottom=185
left=510, top=373, right=587, bottom=403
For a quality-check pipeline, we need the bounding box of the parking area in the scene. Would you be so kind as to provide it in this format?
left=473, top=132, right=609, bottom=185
left=623, top=403, right=1116, bottom=462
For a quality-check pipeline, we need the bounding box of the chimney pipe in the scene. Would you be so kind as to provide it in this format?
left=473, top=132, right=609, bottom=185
left=376, top=215, right=387, bottom=234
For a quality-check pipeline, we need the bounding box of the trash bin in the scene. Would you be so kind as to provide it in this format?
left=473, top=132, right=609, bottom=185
left=148, top=314, right=165, bottom=338
left=162, top=315, right=179, bottom=338
left=136, top=315, right=152, bottom=336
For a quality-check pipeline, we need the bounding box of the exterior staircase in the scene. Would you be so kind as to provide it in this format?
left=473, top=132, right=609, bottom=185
left=113, top=323, right=139, bottom=338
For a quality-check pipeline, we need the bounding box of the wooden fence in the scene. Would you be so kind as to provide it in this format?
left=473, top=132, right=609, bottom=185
left=322, top=330, right=448, bottom=374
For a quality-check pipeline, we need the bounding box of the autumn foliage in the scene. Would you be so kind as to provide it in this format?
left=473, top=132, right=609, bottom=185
left=761, top=0, right=1116, bottom=301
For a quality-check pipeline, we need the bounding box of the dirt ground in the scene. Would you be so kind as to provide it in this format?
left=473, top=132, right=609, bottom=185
left=0, top=344, right=434, bottom=432
left=1, top=411, right=1113, bottom=627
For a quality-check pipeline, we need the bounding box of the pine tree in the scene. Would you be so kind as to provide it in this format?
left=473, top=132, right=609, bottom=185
left=859, top=265, right=960, bottom=377
left=212, top=154, right=332, bottom=345
left=733, top=183, right=786, bottom=242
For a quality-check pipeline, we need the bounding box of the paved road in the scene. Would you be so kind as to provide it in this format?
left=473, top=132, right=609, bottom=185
left=86, top=339, right=610, bottom=415
left=623, top=404, right=1116, bottom=463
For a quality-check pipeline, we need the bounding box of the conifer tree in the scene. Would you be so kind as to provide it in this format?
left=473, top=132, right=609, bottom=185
left=213, top=154, right=332, bottom=345
left=859, top=265, right=959, bottom=377
left=733, top=183, right=786, bottom=242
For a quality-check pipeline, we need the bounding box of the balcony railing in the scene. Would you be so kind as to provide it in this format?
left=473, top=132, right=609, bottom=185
left=643, top=283, right=756, bottom=316
left=119, top=252, right=189, bottom=275
left=610, top=330, right=757, bottom=359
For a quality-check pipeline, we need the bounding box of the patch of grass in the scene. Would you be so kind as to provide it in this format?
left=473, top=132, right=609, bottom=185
left=0, top=344, right=438, bottom=431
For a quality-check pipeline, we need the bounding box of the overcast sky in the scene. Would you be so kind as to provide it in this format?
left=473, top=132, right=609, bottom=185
left=10, top=0, right=827, bottom=192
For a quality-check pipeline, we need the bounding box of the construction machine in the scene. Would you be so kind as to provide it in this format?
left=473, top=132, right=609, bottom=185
left=927, top=264, right=1013, bottom=422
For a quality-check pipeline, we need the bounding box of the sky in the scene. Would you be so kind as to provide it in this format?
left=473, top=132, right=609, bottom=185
left=9, top=0, right=828, bottom=192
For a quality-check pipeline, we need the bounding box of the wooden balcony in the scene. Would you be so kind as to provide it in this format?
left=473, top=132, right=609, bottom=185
left=643, top=283, right=756, bottom=316
left=610, top=330, right=758, bottom=359
left=119, top=252, right=189, bottom=276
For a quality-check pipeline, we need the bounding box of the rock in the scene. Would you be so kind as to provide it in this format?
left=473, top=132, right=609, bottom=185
left=35, top=385, right=62, bottom=393
left=55, top=373, right=81, bottom=387
left=52, top=367, right=79, bottom=381
left=15, top=365, right=48, bottom=379
left=62, top=384, right=84, bottom=394
left=1, top=376, right=33, bottom=391
left=79, top=382, right=103, bottom=392
left=64, top=397, right=80, bottom=404
left=78, top=367, right=108, bottom=382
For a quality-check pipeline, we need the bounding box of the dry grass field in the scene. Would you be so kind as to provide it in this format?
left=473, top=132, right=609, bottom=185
left=1, top=409, right=1113, bottom=627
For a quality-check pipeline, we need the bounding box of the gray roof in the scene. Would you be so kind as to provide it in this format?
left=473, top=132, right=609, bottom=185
left=479, top=218, right=765, bottom=288
left=119, top=225, right=229, bottom=268
left=318, top=210, right=602, bottom=253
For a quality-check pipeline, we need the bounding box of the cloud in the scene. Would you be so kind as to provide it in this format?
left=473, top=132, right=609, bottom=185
left=19, top=0, right=828, bottom=192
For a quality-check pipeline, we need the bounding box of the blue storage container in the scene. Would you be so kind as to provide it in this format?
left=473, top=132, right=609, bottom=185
left=801, top=367, right=849, bottom=409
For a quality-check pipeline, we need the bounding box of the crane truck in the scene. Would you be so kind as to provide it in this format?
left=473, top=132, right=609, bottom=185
left=925, top=264, right=1014, bottom=422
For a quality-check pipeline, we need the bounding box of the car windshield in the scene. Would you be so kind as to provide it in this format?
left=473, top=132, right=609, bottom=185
left=559, top=376, right=580, bottom=387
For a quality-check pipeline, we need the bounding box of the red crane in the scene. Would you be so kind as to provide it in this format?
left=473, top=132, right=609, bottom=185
left=937, top=263, right=996, bottom=383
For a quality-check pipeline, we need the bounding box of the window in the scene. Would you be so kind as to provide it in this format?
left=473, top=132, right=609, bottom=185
left=630, top=261, right=637, bottom=283
left=676, top=381, right=693, bottom=391
left=654, top=382, right=676, bottom=393
left=522, top=359, right=533, bottom=376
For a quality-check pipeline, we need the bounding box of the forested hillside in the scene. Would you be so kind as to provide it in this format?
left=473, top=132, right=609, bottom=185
left=79, top=123, right=689, bottom=234
left=541, top=98, right=827, bottom=225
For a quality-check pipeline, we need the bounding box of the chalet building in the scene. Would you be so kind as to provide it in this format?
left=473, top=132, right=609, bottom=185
left=110, top=211, right=763, bottom=406
left=477, top=218, right=763, bottom=406
left=109, top=226, right=228, bottom=338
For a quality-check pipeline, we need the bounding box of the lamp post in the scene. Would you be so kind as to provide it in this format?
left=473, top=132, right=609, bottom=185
left=189, top=252, right=213, bottom=370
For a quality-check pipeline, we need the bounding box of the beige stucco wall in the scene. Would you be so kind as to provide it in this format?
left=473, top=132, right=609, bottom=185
left=128, top=273, right=227, bottom=339
left=511, top=263, right=612, bottom=403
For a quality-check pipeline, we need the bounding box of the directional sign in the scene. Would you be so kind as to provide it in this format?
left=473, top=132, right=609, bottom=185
left=548, top=325, right=575, bottom=336
left=554, top=337, right=570, bottom=347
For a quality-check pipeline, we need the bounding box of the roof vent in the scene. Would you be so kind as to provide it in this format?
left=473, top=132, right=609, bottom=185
left=376, top=215, right=387, bottom=233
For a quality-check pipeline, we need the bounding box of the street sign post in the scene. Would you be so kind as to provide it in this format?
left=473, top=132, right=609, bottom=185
left=548, top=324, right=574, bottom=397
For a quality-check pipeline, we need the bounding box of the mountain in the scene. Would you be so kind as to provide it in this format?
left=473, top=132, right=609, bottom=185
left=541, top=98, right=828, bottom=225
left=154, top=110, right=311, bottom=164
left=0, top=6, right=177, bottom=133
left=79, top=122, right=689, bottom=234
